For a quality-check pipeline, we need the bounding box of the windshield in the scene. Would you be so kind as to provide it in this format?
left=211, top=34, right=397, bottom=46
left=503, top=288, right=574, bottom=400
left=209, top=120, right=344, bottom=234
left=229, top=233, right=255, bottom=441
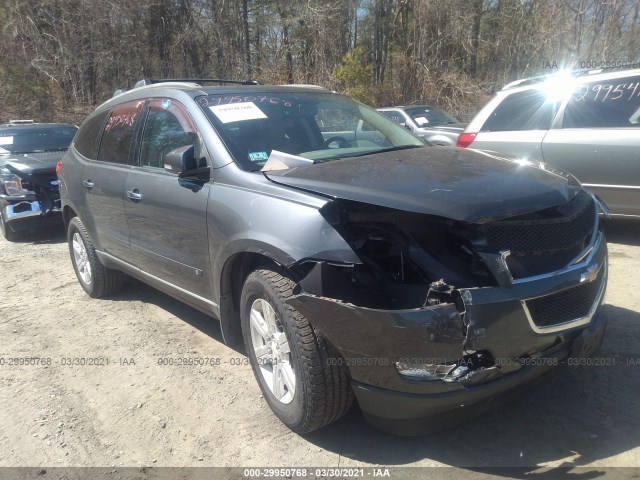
left=197, top=92, right=424, bottom=171
left=0, top=125, right=77, bottom=155
left=403, top=106, right=458, bottom=127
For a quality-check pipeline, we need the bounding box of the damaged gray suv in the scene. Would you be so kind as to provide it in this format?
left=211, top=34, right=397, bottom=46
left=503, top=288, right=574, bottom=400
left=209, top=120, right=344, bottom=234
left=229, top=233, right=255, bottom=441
left=59, top=79, right=609, bottom=435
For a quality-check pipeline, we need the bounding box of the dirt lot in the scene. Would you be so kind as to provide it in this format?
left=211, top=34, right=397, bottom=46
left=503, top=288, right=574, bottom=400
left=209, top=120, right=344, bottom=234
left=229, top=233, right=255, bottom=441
left=0, top=219, right=639, bottom=478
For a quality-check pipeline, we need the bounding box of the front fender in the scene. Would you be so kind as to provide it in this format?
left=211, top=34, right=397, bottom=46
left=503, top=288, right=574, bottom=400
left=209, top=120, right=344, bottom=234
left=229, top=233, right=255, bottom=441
left=207, top=181, right=360, bottom=303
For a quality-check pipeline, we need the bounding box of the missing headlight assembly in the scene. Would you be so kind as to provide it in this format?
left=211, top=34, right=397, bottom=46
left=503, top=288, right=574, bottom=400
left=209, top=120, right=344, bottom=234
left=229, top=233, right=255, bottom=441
left=300, top=199, right=495, bottom=308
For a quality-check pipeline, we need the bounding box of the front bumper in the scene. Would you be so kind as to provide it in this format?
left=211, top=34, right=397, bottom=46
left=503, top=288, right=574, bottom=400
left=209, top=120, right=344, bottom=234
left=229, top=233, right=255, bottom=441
left=287, top=231, right=608, bottom=433
left=1, top=196, right=62, bottom=232
left=353, top=312, right=607, bottom=435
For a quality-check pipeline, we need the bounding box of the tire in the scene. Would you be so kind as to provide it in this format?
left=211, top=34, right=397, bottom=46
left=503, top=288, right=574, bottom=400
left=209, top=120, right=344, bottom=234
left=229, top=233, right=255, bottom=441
left=67, top=217, right=125, bottom=298
left=0, top=205, right=18, bottom=241
left=240, top=268, right=354, bottom=433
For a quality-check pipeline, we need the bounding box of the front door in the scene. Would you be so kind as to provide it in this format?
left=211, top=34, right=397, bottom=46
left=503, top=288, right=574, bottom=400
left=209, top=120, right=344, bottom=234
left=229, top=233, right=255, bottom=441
left=124, top=98, right=212, bottom=298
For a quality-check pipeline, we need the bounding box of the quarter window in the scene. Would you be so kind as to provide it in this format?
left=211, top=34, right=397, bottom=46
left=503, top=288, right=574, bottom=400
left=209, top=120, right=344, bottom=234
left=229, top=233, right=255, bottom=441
left=75, top=110, right=108, bottom=159
left=140, top=98, right=202, bottom=169
left=563, top=76, right=640, bottom=129
left=481, top=90, right=555, bottom=132
left=97, top=100, right=144, bottom=164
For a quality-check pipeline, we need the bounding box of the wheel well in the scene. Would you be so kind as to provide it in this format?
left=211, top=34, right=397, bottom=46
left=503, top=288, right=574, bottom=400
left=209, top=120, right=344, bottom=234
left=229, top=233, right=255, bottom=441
left=62, top=206, right=77, bottom=227
left=219, top=252, right=283, bottom=346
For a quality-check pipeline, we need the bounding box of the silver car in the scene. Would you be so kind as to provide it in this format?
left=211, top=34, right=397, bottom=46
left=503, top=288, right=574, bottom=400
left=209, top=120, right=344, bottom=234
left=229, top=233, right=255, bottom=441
left=378, top=105, right=466, bottom=146
left=458, top=68, right=640, bottom=218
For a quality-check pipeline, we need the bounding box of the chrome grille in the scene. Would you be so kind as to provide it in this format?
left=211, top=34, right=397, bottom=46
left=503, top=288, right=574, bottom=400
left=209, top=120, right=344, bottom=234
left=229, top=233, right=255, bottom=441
left=482, top=191, right=595, bottom=279
left=524, top=265, right=605, bottom=328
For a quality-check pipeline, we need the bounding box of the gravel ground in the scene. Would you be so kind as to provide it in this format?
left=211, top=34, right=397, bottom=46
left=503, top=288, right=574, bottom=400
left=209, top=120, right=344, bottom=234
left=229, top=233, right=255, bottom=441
left=0, top=219, right=639, bottom=479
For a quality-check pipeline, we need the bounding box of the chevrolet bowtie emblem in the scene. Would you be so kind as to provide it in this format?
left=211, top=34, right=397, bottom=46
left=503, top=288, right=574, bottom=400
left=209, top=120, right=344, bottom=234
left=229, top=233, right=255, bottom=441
left=580, top=263, right=599, bottom=283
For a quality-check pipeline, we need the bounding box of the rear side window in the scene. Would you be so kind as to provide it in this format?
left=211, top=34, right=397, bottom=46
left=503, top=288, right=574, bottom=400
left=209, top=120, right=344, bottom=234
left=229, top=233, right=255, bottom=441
left=74, top=111, right=108, bottom=159
left=97, top=100, right=145, bottom=164
left=481, top=90, right=555, bottom=132
left=563, top=76, right=640, bottom=129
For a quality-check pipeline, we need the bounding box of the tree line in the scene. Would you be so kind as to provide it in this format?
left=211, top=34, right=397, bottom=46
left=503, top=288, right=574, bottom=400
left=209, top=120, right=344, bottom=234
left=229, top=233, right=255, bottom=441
left=1, top=0, right=639, bottom=124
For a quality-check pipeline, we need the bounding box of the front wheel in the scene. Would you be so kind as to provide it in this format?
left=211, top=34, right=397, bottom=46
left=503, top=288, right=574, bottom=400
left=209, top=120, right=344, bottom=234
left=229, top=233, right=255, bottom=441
left=67, top=217, right=125, bottom=298
left=240, top=268, right=353, bottom=433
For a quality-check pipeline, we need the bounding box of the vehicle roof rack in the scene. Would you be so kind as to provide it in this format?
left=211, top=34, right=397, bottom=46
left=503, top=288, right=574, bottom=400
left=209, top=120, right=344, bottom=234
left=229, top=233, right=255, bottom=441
left=8, top=119, right=35, bottom=124
left=133, top=78, right=260, bottom=89
left=501, top=65, right=640, bottom=91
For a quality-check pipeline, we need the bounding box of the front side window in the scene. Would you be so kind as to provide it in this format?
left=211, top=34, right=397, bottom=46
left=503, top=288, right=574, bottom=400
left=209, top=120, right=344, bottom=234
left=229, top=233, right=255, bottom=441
left=197, top=92, right=423, bottom=171
left=481, top=90, right=555, bottom=132
left=563, top=76, right=640, bottom=129
left=97, top=100, right=144, bottom=165
left=139, top=98, right=202, bottom=169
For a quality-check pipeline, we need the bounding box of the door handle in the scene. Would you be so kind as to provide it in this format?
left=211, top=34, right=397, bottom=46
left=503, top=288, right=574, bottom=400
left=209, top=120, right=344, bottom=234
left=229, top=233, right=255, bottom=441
left=82, top=180, right=94, bottom=189
left=126, top=190, right=142, bottom=202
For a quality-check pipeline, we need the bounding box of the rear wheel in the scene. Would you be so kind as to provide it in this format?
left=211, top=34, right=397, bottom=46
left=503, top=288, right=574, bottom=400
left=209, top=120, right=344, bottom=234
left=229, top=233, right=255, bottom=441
left=68, top=217, right=125, bottom=298
left=240, top=268, right=353, bottom=433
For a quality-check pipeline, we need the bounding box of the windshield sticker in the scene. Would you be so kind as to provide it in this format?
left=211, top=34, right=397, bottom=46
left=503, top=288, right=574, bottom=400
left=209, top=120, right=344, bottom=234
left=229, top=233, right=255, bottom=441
left=249, top=151, right=269, bottom=162
left=161, top=99, right=172, bottom=109
left=414, top=116, right=429, bottom=126
left=209, top=102, right=268, bottom=123
left=0, top=136, right=14, bottom=146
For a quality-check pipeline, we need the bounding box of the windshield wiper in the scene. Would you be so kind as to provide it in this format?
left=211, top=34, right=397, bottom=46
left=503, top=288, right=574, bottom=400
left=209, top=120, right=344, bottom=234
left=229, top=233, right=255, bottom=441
left=345, top=144, right=424, bottom=158
left=313, top=144, right=424, bottom=163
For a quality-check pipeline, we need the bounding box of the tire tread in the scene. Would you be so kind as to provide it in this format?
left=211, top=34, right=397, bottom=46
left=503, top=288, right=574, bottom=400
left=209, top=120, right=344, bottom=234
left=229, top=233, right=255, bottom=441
left=68, top=217, right=125, bottom=298
left=248, top=268, right=353, bottom=433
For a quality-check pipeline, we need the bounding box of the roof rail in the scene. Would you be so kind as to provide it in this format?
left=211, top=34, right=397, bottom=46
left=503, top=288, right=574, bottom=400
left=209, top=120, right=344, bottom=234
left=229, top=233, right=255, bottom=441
left=501, top=65, right=640, bottom=91
left=8, top=119, right=34, bottom=124
left=133, top=78, right=260, bottom=89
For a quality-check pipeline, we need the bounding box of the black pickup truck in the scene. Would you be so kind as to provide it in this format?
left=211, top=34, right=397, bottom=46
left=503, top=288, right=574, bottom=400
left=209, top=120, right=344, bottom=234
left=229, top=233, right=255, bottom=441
left=0, top=122, right=77, bottom=240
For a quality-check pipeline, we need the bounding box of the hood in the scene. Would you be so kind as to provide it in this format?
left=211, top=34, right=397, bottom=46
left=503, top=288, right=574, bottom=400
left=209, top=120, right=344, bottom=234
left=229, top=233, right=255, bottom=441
left=263, top=147, right=580, bottom=223
left=0, top=151, right=65, bottom=176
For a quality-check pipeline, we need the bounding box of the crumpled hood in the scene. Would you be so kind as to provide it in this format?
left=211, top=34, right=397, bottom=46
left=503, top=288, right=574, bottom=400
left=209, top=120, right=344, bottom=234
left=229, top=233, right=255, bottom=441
left=0, top=151, right=64, bottom=175
left=264, top=147, right=580, bottom=223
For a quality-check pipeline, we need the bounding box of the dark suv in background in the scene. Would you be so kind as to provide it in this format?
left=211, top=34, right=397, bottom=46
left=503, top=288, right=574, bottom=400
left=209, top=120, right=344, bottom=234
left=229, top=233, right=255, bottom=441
left=59, top=79, right=608, bottom=435
left=458, top=68, right=640, bottom=218
left=0, top=121, right=77, bottom=240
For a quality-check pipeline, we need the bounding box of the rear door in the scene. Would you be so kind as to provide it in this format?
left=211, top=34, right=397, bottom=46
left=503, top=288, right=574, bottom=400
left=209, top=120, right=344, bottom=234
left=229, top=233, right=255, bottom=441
left=82, top=100, right=144, bottom=258
left=124, top=97, right=212, bottom=298
left=542, top=76, right=640, bottom=217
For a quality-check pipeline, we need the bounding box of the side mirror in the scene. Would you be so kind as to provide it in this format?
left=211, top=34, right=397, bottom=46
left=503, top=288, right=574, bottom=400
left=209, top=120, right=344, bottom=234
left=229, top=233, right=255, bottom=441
left=163, top=145, right=210, bottom=180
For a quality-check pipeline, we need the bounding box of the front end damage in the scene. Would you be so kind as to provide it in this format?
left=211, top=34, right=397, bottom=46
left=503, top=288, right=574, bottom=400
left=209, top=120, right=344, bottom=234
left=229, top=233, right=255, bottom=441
left=0, top=163, right=61, bottom=233
left=287, top=190, right=608, bottom=434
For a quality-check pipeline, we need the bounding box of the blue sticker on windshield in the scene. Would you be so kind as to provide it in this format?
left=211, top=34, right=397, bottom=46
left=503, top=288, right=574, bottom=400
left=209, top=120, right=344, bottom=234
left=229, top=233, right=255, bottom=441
left=249, top=151, right=269, bottom=162
left=161, top=99, right=172, bottom=110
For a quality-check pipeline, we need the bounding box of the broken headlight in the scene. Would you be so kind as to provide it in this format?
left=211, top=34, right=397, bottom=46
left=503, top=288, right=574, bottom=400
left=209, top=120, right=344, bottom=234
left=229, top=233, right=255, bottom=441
left=0, top=171, right=29, bottom=196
